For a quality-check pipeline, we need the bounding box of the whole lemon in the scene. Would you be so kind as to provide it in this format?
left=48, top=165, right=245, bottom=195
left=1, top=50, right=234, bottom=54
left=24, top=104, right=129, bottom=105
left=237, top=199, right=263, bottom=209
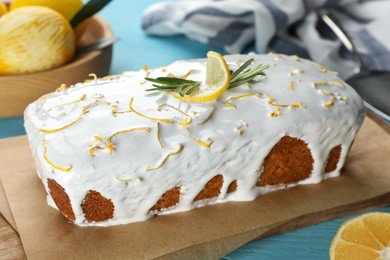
left=0, top=2, right=8, bottom=17
left=0, top=6, right=75, bottom=75
left=10, top=0, right=83, bottom=21
left=10, top=0, right=87, bottom=38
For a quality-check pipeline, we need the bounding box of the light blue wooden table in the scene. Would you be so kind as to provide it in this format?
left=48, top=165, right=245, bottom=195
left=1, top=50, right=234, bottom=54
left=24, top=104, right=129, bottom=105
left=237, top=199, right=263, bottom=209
left=0, top=1, right=388, bottom=259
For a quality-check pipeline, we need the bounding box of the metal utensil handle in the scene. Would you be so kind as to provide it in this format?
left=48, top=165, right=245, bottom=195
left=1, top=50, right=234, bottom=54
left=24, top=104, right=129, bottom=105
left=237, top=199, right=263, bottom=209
left=77, top=36, right=120, bottom=55
left=317, top=9, right=364, bottom=74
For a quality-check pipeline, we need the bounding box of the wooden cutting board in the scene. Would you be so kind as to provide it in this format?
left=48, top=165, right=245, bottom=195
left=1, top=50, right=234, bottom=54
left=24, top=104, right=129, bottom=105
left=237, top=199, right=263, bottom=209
left=0, top=114, right=389, bottom=259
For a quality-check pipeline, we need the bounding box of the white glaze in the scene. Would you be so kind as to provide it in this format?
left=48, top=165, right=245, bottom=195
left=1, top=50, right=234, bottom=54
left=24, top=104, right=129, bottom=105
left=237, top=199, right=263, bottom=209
left=24, top=54, right=365, bottom=226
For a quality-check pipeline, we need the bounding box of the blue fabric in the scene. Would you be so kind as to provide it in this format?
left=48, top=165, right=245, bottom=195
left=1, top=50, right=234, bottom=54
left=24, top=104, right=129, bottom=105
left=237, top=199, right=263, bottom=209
left=143, top=0, right=390, bottom=79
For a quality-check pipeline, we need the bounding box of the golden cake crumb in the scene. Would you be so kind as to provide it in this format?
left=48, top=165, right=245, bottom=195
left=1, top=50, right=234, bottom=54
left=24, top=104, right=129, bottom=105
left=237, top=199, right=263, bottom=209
left=194, top=174, right=224, bottom=201
left=257, top=136, right=314, bottom=186
left=48, top=179, right=75, bottom=221
left=82, top=190, right=114, bottom=222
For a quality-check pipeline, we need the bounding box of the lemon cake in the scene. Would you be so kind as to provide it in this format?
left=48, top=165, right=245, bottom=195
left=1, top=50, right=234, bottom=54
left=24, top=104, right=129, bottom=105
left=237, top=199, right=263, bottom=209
left=24, top=53, right=365, bottom=226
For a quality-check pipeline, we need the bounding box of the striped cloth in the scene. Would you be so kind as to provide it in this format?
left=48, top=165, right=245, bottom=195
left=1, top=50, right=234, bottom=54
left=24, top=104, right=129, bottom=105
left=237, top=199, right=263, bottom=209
left=142, top=0, right=390, bottom=80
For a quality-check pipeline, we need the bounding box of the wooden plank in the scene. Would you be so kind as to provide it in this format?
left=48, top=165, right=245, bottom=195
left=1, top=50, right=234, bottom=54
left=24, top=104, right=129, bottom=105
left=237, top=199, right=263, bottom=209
left=0, top=215, right=25, bottom=260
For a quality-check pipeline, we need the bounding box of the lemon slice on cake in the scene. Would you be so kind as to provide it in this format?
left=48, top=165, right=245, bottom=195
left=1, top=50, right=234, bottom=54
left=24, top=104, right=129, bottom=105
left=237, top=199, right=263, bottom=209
left=145, top=51, right=269, bottom=102
left=173, top=51, right=230, bottom=102
left=146, top=51, right=231, bottom=103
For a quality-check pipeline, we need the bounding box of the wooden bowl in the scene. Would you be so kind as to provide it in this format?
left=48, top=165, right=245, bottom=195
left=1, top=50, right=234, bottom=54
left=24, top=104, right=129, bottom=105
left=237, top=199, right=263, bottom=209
left=0, top=16, right=113, bottom=118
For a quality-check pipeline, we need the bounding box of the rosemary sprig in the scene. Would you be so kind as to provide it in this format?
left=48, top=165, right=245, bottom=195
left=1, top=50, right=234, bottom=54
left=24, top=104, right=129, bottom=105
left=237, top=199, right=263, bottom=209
left=229, top=59, right=268, bottom=89
left=145, top=77, right=200, bottom=97
left=145, top=58, right=268, bottom=96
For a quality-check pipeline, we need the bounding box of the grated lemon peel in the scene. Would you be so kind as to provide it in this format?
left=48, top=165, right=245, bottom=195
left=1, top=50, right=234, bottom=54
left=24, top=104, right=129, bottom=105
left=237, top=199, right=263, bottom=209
left=42, top=140, right=72, bottom=172
left=129, top=97, right=173, bottom=124
left=146, top=144, right=183, bottom=171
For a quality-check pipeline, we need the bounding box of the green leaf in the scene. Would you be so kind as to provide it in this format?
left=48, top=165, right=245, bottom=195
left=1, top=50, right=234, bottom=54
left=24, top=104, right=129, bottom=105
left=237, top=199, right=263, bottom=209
left=70, top=0, right=113, bottom=29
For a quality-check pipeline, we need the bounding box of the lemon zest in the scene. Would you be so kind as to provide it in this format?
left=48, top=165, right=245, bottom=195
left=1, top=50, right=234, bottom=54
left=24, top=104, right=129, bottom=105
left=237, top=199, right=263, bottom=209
left=268, top=98, right=288, bottom=107
left=88, top=134, right=107, bottom=156
left=289, top=81, right=295, bottom=91
left=338, top=95, right=348, bottom=102
left=93, top=133, right=103, bottom=142
left=89, top=146, right=95, bottom=156
left=40, top=109, right=89, bottom=133
left=89, top=145, right=105, bottom=156
left=156, top=122, right=164, bottom=148
left=268, top=98, right=303, bottom=108
left=89, top=73, right=97, bottom=80
left=146, top=144, right=183, bottom=171
left=291, top=102, right=303, bottom=108
left=84, top=73, right=98, bottom=83
left=318, top=65, right=328, bottom=73
left=55, top=84, right=68, bottom=92
left=182, top=69, right=193, bottom=79
left=158, top=104, right=192, bottom=126
left=324, top=97, right=336, bottom=107
left=115, top=176, right=142, bottom=183
left=198, top=105, right=216, bottom=125
left=314, top=80, right=345, bottom=88
left=224, top=93, right=263, bottom=108
left=42, top=141, right=72, bottom=172
left=47, top=94, right=86, bottom=112
left=129, top=97, right=173, bottom=124
left=184, top=127, right=213, bottom=148
left=107, top=127, right=152, bottom=154
left=270, top=107, right=281, bottom=118
left=237, top=128, right=245, bottom=135
left=235, top=123, right=248, bottom=135
left=140, top=65, right=150, bottom=84
left=112, top=109, right=132, bottom=115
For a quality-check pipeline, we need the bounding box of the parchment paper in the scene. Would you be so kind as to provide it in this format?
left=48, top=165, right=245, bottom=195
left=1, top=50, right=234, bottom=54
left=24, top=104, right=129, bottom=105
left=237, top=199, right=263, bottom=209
left=0, top=117, right=389, bottom=260
left=0, top=181, right=17, bottom=230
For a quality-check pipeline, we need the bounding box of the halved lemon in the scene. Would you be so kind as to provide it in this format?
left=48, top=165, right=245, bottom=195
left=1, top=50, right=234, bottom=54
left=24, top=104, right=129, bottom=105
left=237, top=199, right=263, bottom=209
left=0, top=6, right=75, bottom=75
left=172, top=51, right=230, bottom=102
left=0, top=2, right=8, bottom=17
left=10, top=0, right=83, bottom=21
left=330, top=212, right=390, bottom=260
left=10, top=0, right=87, bottom=39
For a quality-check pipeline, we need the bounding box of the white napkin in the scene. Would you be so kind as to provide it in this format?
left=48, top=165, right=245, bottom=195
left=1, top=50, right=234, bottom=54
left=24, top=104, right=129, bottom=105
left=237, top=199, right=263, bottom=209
left=142, top=0, right=390, bottom=79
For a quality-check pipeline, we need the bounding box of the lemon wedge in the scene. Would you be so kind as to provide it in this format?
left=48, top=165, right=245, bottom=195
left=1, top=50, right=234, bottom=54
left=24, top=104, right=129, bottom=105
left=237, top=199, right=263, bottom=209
left=172, top=51, right=230, bottom=102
